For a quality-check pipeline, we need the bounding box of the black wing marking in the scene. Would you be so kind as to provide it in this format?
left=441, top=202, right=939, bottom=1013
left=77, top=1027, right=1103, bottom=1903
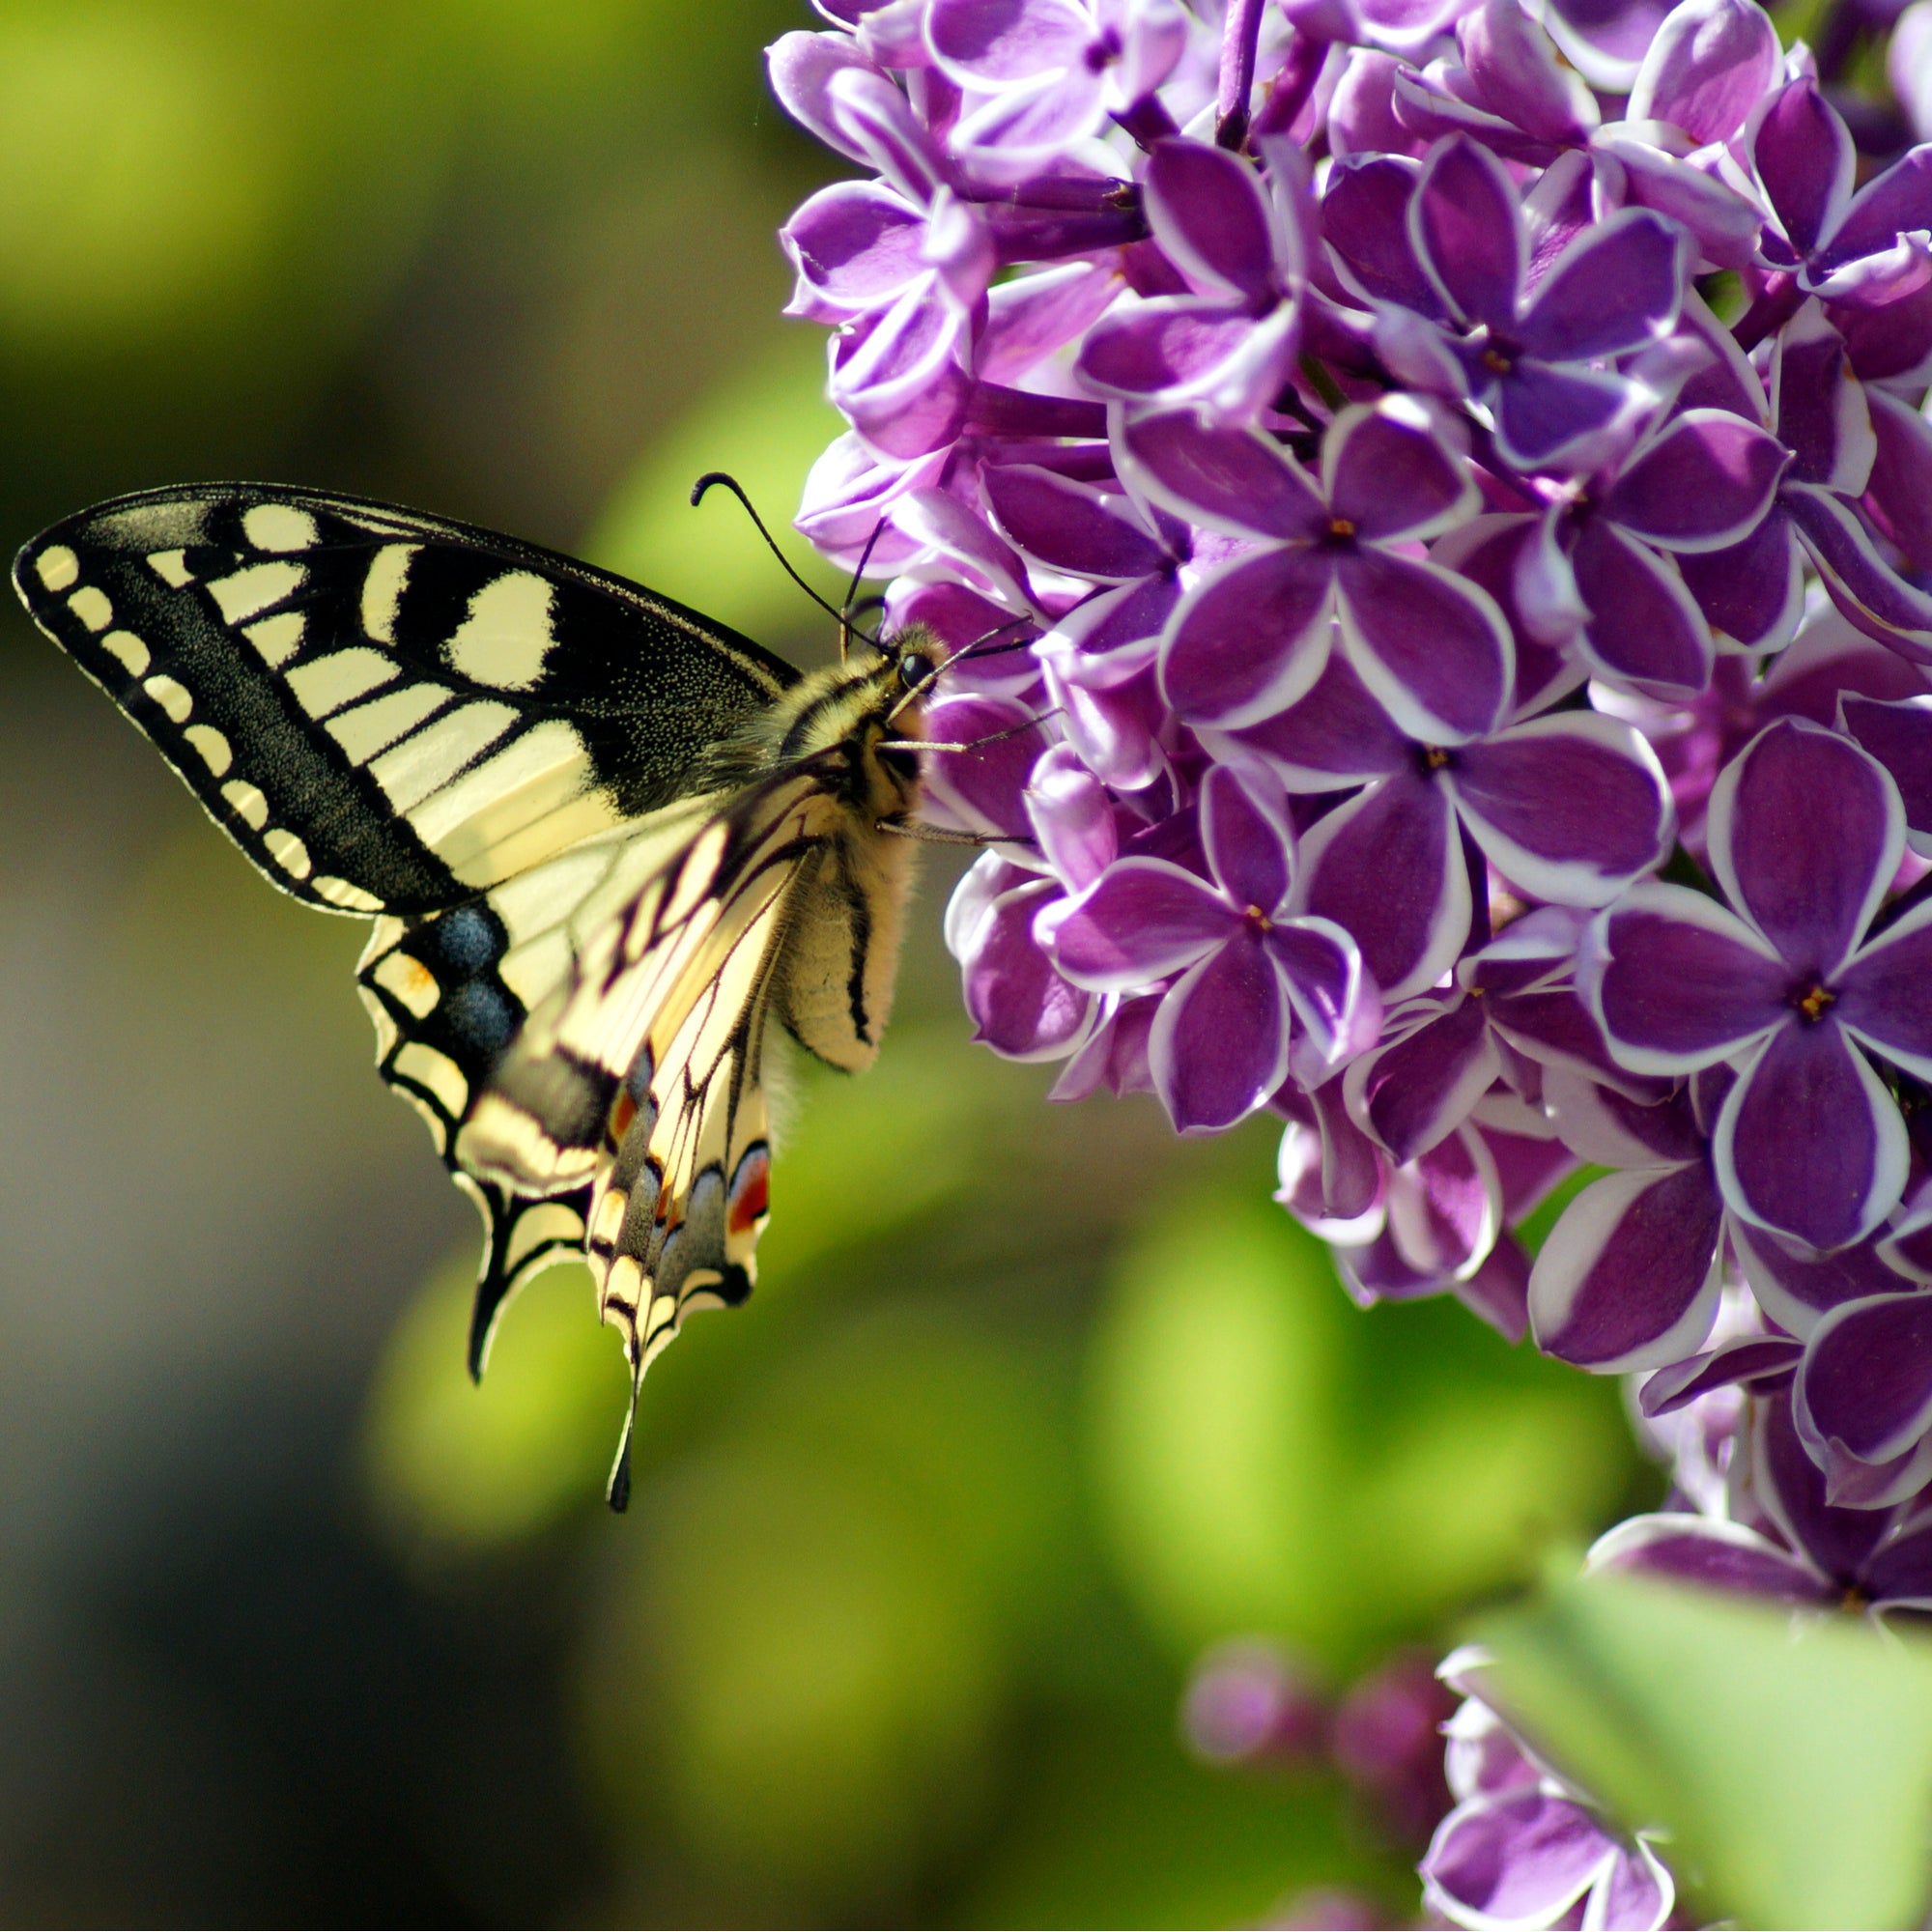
left=13, top=484, right=799, bottom=917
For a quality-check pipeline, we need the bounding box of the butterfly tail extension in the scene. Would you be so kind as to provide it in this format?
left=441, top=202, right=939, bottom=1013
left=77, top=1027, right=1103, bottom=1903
left=456, top=1175, right=594, bottom=1380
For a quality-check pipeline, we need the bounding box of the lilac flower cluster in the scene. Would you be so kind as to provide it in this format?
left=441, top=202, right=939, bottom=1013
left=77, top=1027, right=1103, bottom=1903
left=770, top=8, right=1931, bottom=1913
left=772, top=0, right=1932, bottom=1508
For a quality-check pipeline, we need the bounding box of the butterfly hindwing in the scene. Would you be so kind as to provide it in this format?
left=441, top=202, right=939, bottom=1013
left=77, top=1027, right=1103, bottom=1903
left=13, top=484, right=799, bottom=917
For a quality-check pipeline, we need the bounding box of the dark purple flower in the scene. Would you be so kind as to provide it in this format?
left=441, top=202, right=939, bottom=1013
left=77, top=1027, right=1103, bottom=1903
left=1122, top=399, right=1512, bottom=748
left=1210, top=653, right=1673, bottom=1002
left=1370, top=135, right=1689, bottom=471
left=1044, top=762, right=1379, bottom=1129
left=1076, top=137, right=1309, bottom=418
left=1582, top=718, right=1932, bottom=1252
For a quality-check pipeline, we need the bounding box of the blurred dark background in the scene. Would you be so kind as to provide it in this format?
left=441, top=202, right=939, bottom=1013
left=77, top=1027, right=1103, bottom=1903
left=0, top=3, right=1651, bottom=1922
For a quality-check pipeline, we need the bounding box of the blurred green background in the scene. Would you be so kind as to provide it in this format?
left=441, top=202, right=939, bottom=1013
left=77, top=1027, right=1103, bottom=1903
left=0, top=2, right=1652, bottom=1922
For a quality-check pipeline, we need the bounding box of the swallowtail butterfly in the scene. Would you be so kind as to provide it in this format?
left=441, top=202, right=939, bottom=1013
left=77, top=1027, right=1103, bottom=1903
left=14, top=484, right=952, bottom=1507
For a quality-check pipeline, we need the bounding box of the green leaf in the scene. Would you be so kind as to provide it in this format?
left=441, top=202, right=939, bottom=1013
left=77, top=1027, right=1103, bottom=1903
left=1471, top=1570, right=1932, bottom=1929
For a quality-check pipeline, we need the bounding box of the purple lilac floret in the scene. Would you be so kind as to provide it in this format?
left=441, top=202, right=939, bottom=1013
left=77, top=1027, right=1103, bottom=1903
left=769, top=0, right=1932, bottom=1531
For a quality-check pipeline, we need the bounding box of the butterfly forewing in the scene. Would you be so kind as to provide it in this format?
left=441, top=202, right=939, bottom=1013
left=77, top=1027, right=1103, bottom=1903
left=13, top=485, right=797, bottom=915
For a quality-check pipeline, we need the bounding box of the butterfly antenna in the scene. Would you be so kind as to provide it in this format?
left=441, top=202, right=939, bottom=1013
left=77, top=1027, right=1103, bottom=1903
left=690, top=472, right=876, bottom=644
left=839, top=518, right=890, bottom=660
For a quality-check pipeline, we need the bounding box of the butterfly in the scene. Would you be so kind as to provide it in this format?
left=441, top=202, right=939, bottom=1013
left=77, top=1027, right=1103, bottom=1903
left=12, top=481, right=972, bottom=1507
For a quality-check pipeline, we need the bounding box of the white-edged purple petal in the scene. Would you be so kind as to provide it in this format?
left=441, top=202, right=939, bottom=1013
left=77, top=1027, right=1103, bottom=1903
left=1865, top=387, right=1932, bottom=578
left=1422, top=1791, right=1664, bottom=1932
left=1047, top=856, right=1235, bottom=987
left=1715, top=1019, right=1910, bottom=1250
left=1773, top=302, right=1876, bottom=495
left=1298, top=770, right=1467, bottom=1002
left=1732, top=1218, right=1917, bottom=1337
left=1584, top=881, right=1789, bottom=1074
left=959, top=873, right=1098, bottom=1060
left=1705, top=718, right=1902, bottom=976
left=1771, top=1373, right=1924, bottom=1560
left=1272, top=916, right=1380, bottom=1068
left=924, top=0, right=1091, bottom=87
left=1518, top=207, right=1687, bottom=363
left=1602, top=410, right=1789, bottom=554
left=1207, top=648, right=1412, bottom=791
left=1447, top=712, right=1674, bottom=907
left=1143, top=136, right=1290, bottom=306
left=1324, top=397, right=1479, bottom=543
left=768, top=30, right=895, bottom=167
left=1118, top=410, right=1329, bottom=543
left=1636, top=1335, right=1804, bottom=1416
left=1786, top=482, right=1932, bottom=664
left=1540, top=1066, right=1703, bottom=1167
left=1587, top=1511, right=1828, bottom=1601
left=1348, top=994, right=1499, bottom=1161
left=1410, top=134, right=1524, bottom=330
left=1149, top=935, right=1291, bottom=1132
left=1837, top=895, right=1932, bottom=1084
left=1200, top=761, right=1296, bottom=914
left=1569, top=521, right=1716, bottom=700
left=1676, top=507, right=1805, bottom=656
left=982, top=465, right=1171, bottom=581
left=1750, top=79, right=1856, bottom=261
left=1626, top=0, right=1781, bottom=144
left=783, top=179, right=930, bottom=313
left=1159, top=547, right=1336, bottom=727
left=1277, top=1072, right=1387, bottom=1237
left=1336, top=549, right=1515, bottom=745
left=1388, top=1124, right=1502, bottom=1282
left=1492, top=358, right=1638, bottom=474
left=1529, top=1161, right=1724, bottom=1370
left=1076, top=297, right=1302, bottom=420
left=1026, top=744, right=1118, bottom=891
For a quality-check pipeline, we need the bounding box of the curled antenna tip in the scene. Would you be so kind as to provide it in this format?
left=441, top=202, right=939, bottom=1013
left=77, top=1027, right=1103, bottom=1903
left=690, top=470, right=737, bottom=509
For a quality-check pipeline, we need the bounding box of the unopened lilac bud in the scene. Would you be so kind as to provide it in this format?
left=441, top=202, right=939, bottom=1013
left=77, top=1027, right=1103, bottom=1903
left=1181, top=1637, right=1328, bottom=1767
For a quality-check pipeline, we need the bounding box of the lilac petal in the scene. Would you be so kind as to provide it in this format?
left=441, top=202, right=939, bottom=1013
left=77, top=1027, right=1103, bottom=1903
left=1751, top=80, right=1856, bottom=260
left=1025, top=747, right=1117, bottom=895
left=1811, top=147, right=1932, bottom=292
left=1160, top=548, right=1335, bottom=728
left=1490, top=987, right=1662, bottom=1097
left=1627, top=0, right=1781, bottom=144
left=925, top=0, right=1090, bottom=85
left=1865, top=387, right=1932, bottom=576
left=960, top=874, right=1097, bottom=1060
left=1270, top=917, right=1379, bottom=1067
left=1540, top=0, right=1678, bottom=89
left=1118, top=410, right=1328, bottom=542
left=1208, top=650, right=1411, bottom=791
left=1839, top=695, right=1932, bottom=851
left=1835, top=275, right=1932, bottom=386
left=1588, top=1512, right=1829, bottom=1601
left=1786, top=483, right=1932, bottom=664
left=1075, top=298, right=1271, bottom=408
left=1570, top=521, right=1715, bottom=699
left=833, top=291, right=974, bottom=459
left=1540, top=1067, right=1702, bottom=1166
left=1047, top=857, right=1235, bottom=989
left=767, top=31, right=892, bottom=166
left=1492, top=358, right=1636, bottom=472
left=1051, top=991, right=1157, bottom=1101
left=1388, top=1125, right=1501, bottom=1280
left=1336, top=550, right=1514, bottom=744
left=1043, top=576, right=1179, bottom=687
left=1605, top=134, right=1764, bottom=270
left=1461, top=0, right=1600, bottom=145
left=1716, top=1020, right=1910, bottom=1250
left=982, top=466, right=1170, bottom=581
left=1434, top=515, right=1584, bottom=717
left=1324, top=398, right=1479, bottom=543
left=1864, top=1506, right=1932, bottom=1606
left=783, top=180, right=928, bottom=311
left=1410, top=134, right=1525, bottom=330
left=1706, top=718, right=1901, bottom=976
left=1519, top=208, right=1686, bottom=363
left=1774, top=304, right=1876, bottom=495
left=1837, top=896, right=1932, bottom=1084
left=1321, top=155, right=1437, bottom=311
left=980, top=260, right=1124, bottom=385
left=1422, top=1791, right=1622, bottom=1928
left=1762, top=1382, right=1900, bottom=1575
left=1676, top=506, right=1804, bottom=655
left=1734, top=1215, right=1914, bottom=1337
left=1045, top=660, right=1166, bottom=791
left=1200, top=762, right=1295, bottom=915
left=1277, top=1073, right=1387, bottom=1235
left=920, top=696, right=1048, bottom=838
left=1636, top=1336, right=1805, bottom=1416
left=1298, top=771, right=1466, bottom=1002
left=1585, top=882, right=1789, bottom=1073
left=1530, top=1162, right=1723, bottom=1370
left=1883, top=1194, right=1932, bottom=1284
left=1456, top=1233, right=1533, bottom=1342
left=1350, top=994, right=1499, bottom=1162
left=1448, top=713, right=1672, bottom=907
left=1149, top=935, right=1290, bottom=1132
left=1144, top=138, right=1286, bottom=305
left=1603, top=410, right=1788, bottom=554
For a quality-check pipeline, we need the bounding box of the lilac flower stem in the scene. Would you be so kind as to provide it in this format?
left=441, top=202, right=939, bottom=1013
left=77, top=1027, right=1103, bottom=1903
left=1114, top=96, right=1181, bottom=150
left=1732, top=272, right=1803, bottom=353
left=1251, top=32, right=1328, bottom=142
left=964, top=383, right=1110, bottom=438
left=1216, top=0, right=1268, bottom=150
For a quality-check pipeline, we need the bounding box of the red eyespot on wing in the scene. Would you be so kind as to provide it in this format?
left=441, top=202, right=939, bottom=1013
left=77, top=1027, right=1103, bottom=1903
left=727, top=1145, right=771, bottom=1237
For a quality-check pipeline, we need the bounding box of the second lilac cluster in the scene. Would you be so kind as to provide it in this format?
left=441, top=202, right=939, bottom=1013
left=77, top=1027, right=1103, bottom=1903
left=770, top=0, right=1932, bottom=1513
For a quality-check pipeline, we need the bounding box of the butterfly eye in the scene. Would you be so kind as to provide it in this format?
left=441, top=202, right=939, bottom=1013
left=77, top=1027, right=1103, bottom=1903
left=898, top=650, right=936, bottom=691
